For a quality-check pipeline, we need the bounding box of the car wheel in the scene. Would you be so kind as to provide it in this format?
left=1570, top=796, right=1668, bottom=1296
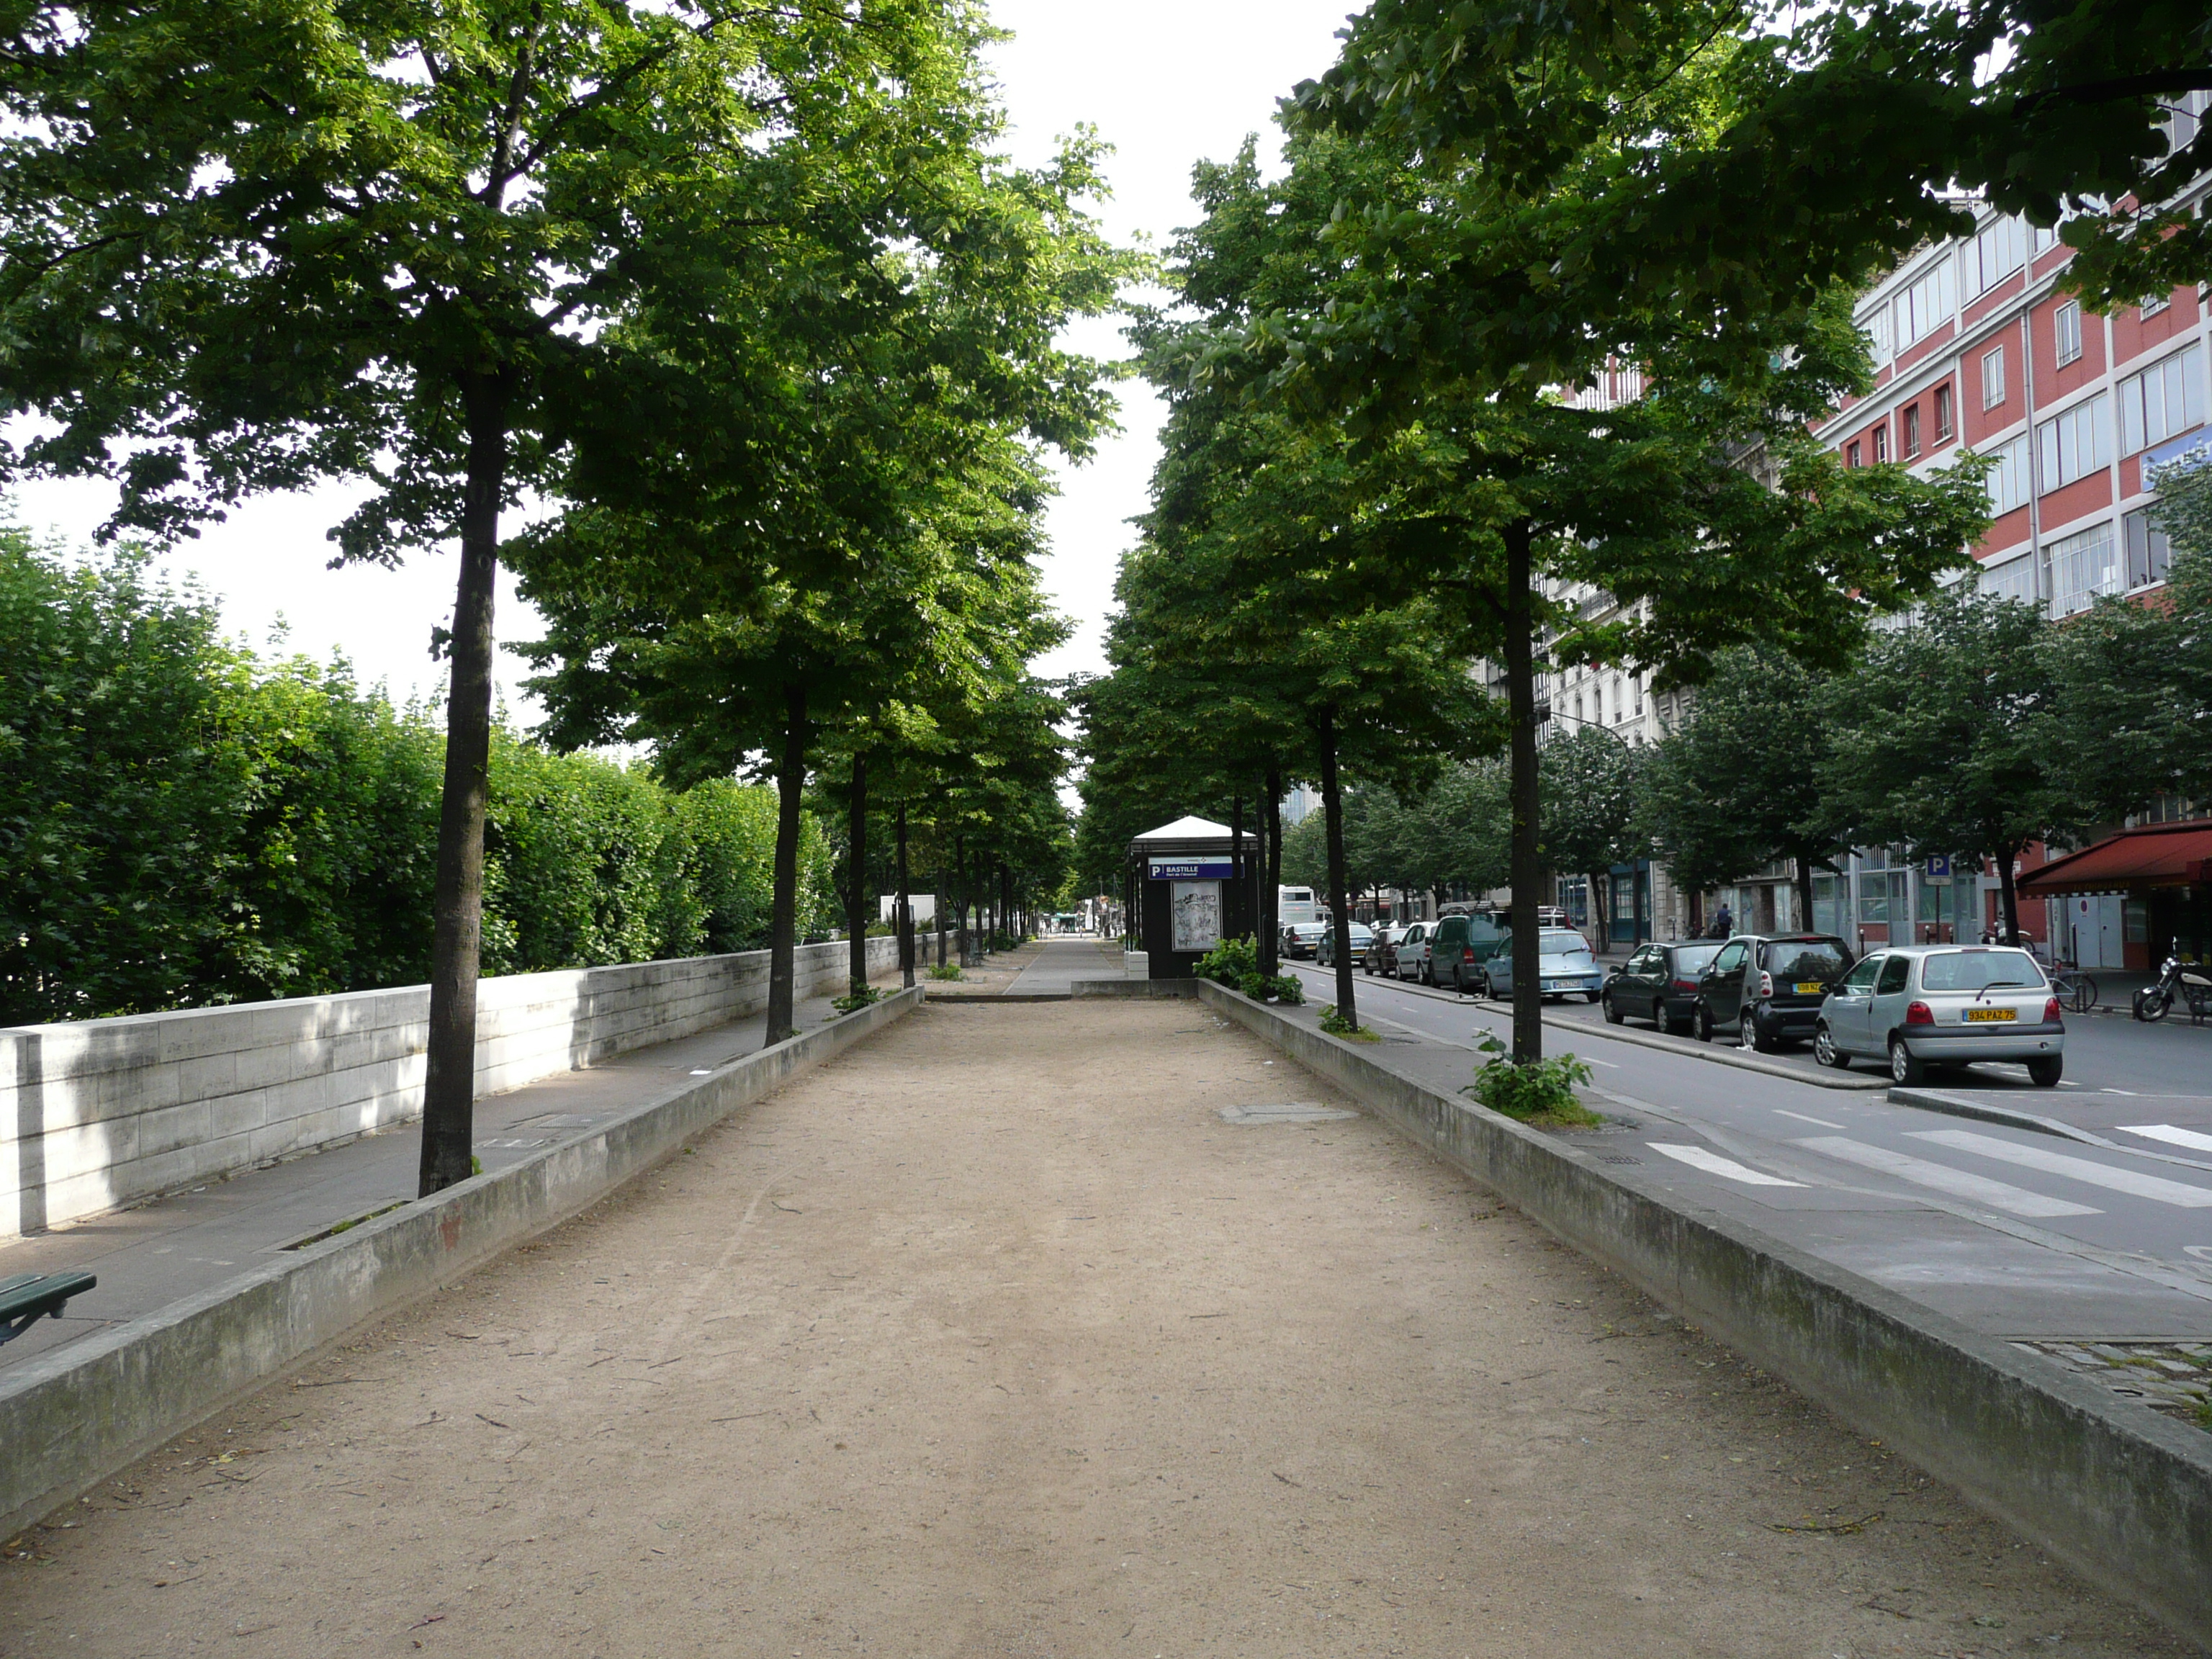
left=2027, top=1055, right=2064, bottom=1087
left=1663, top=1004, right=1692, bottom=1035
left=1602, top=991, right=1624, bottom=1025
left=1889, top=1038, right=1925, bottom=1087
left=1693, top=1002, right=1714, bottom=1043
left=1746, top=1016, right=1779, bottom=1054
left=1812, top=1025, right=1849, bottom=1069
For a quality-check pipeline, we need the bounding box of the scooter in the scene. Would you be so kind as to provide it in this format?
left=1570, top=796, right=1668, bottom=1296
left=2133, top=943, right=2212, bottom=1023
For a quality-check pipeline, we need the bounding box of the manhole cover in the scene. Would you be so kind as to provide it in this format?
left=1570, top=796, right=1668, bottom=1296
left=1218, top=1102, right=1357, bottom=1125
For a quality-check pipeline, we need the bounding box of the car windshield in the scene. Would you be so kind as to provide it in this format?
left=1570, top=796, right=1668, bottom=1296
left=1920, top=948, right=2046, bottom=992
left=1764, top=940, right=1850, bottom=981
left=1539, top=930, right=1591, bottom=956
left=1671, top=943, right=1722, bottom=976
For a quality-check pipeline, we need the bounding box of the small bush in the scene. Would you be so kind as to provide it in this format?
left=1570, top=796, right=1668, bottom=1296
left=1316, top=1002, right=1380, bottom=1041
left=987, top=931, right=1020, bottom=952
left=1465, top=1035, right=1602, bottom=1127
left=926, top=962, right=963, bottom=981
left=832, top=984, right=882, bottom=1014
left=1238, top=970, right=1303, bottom=1004
left=1196, top=935, right=1259, bottom=988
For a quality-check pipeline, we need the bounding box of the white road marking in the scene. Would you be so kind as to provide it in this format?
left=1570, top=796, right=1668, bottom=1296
left=1772, top=1109, right=1845, bottom=1129
left=1792, top=1136, right=2101, bottom=1218
left=1907, top=1129, right=2212, bottom=1208
left=1582, top=1056, right=1621, bottom=1069
left=2102, top=1087, right=2140, bottom=1096
left=2118, top=1124, right=2212, bottom=1154
left=1647, top=1144, right=1805, bottom=1187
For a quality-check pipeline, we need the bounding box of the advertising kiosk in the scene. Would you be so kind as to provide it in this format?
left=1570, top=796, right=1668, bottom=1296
left=1127, top=815, right=1258, bottom=981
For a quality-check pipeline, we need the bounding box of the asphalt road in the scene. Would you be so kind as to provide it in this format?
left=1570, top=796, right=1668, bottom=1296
left=1290, top=959, right=2212, bottom=1342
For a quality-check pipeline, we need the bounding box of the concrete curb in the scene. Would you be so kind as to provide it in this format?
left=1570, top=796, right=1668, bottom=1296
left=1068, top=979, right=1199, bottom=999
left=1196, top=979, right=2212, bottom=1645
left=1886, top=1087, right=2212, bottom=1175
left=0, top=986, right=922, bottom=1539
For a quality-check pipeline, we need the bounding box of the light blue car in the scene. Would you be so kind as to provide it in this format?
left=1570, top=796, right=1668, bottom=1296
left=1479, top=928, right=1605, bottom=1002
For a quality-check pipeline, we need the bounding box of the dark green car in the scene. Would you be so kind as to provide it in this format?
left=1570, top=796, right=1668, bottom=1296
left=1427, top=912, right=1509, bottom=993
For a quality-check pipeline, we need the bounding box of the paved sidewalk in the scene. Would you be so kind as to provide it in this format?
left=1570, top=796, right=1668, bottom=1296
left=1, top=999, right=2182, bottom=1658
left=0, top=989, right=850, bottom=1377
left=1002, top=937, right=1133, bottom=994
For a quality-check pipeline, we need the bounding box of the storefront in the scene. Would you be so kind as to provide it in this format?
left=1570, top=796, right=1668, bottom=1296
left=2018, top=821, right=2212, bottom=969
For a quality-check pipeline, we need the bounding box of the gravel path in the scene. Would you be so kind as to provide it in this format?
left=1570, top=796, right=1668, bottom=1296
left=1, top=1000, right=2190, bottom=1658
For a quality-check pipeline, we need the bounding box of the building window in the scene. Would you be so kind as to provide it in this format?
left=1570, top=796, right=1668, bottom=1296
left=1902, top=403, right=1921, bottom=459
left=1874, top=424, right=1889, bottom=463
left=2036, top=390, right=2110, bottom=490
left=1934, top=383, right=1953, bottom=443
left=2124, top=509, right=2174, bottom=588
left=1982, top=345, right=2006, bottom=408
left=1972, top=214, right=2027, bottom=296
left=1981, top=549, right=2038, bottom=606
left=1983, top=433, right=2031, bottom=515
left=2048, top=520, right=2122, bottom=616
left=1894, top=256, right=1959, bottom=349
left=1632, top=673, right=1643, bottom=719
left=2142, top=290, right=2171, bottom=318
left=1847, top=440, right=1861, bottom=468
left=2118, top=342, right=2204, bottom=457
left=2054, top=299, right=2083, bottom=367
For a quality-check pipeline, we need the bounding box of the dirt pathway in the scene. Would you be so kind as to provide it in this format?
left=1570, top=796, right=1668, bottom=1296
left=1, top=1001, right=2189, bottom=1658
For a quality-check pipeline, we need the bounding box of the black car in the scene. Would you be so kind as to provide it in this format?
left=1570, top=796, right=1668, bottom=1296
left=1694, top=933, right=1856, bottom=1051
left=1601, top=940, right=1727, bottom=1033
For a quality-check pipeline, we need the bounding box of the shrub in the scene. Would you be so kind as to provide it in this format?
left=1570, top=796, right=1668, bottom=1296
left=832, top=984, right=883, bottom=1014
left=927, top=962, right=963, bottom=981
left=1195, top=935, right=1259, bottom=988
left=1465, top=1035, right=1602, bottom=1128
left=1238, top=970, right=1303, bottom=1003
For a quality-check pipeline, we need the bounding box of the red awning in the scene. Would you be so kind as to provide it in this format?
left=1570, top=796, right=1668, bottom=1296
left=2017, top=823, right=2212, bottom=896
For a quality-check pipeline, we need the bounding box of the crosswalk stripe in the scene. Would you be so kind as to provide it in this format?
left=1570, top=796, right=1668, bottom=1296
left=1791, top=1136, right=2100, bottom=1218
left=2118, top=1124, right=2212, bottom=1154
left=1646, top=1143, right=1804, bottom=1187
left=1906, top=1129, right=2212, bottom=1208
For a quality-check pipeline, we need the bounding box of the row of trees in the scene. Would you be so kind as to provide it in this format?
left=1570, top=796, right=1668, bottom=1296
left=1078, top=0, right=2208, bottom=1066
left=0, top=4, right=1118, bottom=1192
left=0, top=532, right=840, bottom=1025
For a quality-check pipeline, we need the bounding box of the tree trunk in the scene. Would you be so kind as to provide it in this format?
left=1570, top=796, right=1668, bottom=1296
left=1996, top=843, right=2023, bottom=946
left=1504, top=519, right=1544, bottom=1065
left=418, top=371, right=511, bottom=1198
left=1230, top=791, right=1245, bottom=945
left=765, top=681, right=809, bottom=1045
left=935, top=864, right=948, bottom=968
left=954, top=835, right=969, bottom=966
left=1261, top=768, right=1282, bottom=976
left=1794, top=854, right=1816, bottom=936
left=845, top=754, right=869, bottom=997
left=1587, top=870, right=1609, bottom=949
left=896, top=800, right=914, bottom=989
left=1318, top=706, right=1357, bottom=1031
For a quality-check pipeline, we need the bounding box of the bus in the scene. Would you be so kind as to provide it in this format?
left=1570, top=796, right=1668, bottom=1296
left=1277, top=886, right=1321, bottom=927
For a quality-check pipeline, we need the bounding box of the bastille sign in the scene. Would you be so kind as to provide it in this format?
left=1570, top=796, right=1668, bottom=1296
left=1148, top=858, right=1235, bottom=881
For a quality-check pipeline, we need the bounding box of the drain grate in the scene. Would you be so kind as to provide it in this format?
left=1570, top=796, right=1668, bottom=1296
left=1596, top=1154, right=1642, bottom=1165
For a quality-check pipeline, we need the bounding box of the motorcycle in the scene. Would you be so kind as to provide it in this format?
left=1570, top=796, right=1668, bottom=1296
left=2132, top=944, right=2212, bottom=1024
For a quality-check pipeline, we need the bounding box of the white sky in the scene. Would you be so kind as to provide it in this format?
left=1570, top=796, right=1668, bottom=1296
left=5, top=2, right=1359, bottom=717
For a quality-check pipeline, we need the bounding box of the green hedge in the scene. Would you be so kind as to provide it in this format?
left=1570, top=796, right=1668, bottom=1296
left=0, top=534, right=834, bottom=1022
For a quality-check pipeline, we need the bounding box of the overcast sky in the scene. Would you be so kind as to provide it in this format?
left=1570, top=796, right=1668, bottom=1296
left=6, top=2, right=1361, bottom=720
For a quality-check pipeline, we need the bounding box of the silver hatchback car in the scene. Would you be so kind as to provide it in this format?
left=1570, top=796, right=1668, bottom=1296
left=1813, top=945, right=2065, bottom=1087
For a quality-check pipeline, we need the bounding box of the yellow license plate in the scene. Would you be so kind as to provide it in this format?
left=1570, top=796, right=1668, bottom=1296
left=1964, top=1007, right=2015, bottom=1022
left=1794, top=981, right=1824, bottom=995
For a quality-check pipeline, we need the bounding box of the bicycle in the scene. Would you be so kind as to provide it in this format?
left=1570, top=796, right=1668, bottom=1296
left=2049, top=963, right=2099, bottom=1015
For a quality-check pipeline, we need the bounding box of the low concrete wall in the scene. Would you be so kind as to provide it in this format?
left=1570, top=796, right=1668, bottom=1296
left=1, top=937, right=900, bottom=1239
left=1195, top=980, right=2212, bottom=1643
left=1068, top=979, right=1197, bottom=999
left=0, top=986, right=920, bottom=1538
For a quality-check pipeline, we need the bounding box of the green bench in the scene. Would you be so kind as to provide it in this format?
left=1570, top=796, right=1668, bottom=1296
left=0, top=1270, right=97, bottom=1346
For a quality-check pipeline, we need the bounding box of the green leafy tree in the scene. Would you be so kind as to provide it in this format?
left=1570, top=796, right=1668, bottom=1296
left=1541, top=726, right=1645, bottom=946
left=1823, top=590, right=2080, bottom=945
left=1639, top=649, right=1847, bottom=927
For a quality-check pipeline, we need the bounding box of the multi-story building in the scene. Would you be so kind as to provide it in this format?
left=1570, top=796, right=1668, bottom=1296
left=1815, top=119, right=2211, bottom=968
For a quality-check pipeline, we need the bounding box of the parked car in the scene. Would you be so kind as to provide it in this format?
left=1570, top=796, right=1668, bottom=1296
left=1366, top=923, right=1407, bottom=976
left=1281, top=921, right=1328, bottom=960
left=1428, top=911, right=1510, bottom=993
left=1478, top=928, right=1604, bottom=1002
left=1317, top=921, right=1375, bottom=968
left=1601, top=940, right=1727, bottom=1033
left=1693, top=934, right=1854, bottom=1051
left=1393, top=920, right=1438, bottom=984
left=1815, top=944, right=2064, bottom=1085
